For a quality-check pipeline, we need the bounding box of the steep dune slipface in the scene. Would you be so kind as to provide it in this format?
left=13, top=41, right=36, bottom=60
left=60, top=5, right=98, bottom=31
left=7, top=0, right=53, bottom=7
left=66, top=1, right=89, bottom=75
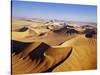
left=53, top=35, right=97, bottom=72
left=12, top=40, right=72, bottom=74
left=11, top=40, right=32, bottom=54
left=12, top=42, right=43, bottom=64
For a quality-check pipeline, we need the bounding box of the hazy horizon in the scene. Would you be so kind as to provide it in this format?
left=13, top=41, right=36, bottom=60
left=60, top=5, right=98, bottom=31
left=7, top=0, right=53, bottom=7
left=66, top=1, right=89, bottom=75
left=12, top=1, right=97, bottom=23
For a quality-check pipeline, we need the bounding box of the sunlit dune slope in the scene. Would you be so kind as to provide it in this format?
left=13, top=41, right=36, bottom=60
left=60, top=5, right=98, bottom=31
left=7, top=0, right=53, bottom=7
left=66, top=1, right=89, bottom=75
left=53, top=35, right=97, bottom=72
left=33, top=31, right=77, bottom=46
left=12, top=29, right=38, bottom=42
left=12, top=30, right=77, bottom=46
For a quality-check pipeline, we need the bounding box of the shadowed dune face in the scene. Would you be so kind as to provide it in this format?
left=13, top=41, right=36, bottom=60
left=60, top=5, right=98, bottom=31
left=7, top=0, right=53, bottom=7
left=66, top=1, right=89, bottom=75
left=84, top=29, right=97, bottom=38
left=44, top=49, right=72, bottom=72
left=12, top=40, right=72, bottom=74
left=11, top=40, right=32, bottom=54
left=53, top=26, right=78, bottom=34
left=85, top=33, right=94, bottom=38
left=66, top=28, right=78, bottom=34
left=18, top=27, right=28, bottom=32
left=28, top=42, right=50, bottom=60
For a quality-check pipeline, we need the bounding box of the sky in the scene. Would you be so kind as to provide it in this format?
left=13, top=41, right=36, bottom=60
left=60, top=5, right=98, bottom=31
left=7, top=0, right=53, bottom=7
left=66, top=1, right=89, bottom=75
left=12, top=1, right=97, bottom=22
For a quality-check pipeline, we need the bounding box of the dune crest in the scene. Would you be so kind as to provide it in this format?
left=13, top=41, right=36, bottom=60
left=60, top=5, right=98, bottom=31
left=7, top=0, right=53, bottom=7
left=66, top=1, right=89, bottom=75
left=53, top=35, right=97, bottom=71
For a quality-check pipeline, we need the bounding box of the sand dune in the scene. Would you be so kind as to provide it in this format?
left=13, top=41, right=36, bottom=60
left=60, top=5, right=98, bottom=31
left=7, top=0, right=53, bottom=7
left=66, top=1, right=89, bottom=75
left=12, top=17, right=97, bottom=74
left=53, top=35, right=97, bottom=71
left=12, top=41, right=72, bottom=74
left=12, top=34, right=96, bottom=74
left=12, top=29, right=38, bottom=42
left=12, top=29, right=77, bottom=46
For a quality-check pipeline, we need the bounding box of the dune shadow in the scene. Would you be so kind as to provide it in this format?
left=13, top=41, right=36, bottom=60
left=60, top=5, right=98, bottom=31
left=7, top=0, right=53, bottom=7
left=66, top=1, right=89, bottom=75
left=28, top=42, right=50, bottom=60
left=18, top=27, right=28, bottom=32
left=43, top=48, right=72, bottom=72
left=11, top=40, right=32, bottom=55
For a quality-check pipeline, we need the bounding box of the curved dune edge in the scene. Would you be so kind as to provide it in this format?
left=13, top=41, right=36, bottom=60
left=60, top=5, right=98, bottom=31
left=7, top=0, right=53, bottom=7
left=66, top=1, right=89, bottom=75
left=12, top=40, right=72, bottom=74
left=12, top=30, right=77, bottom=46
left=12, top=30, right=38, bottom=42
left=53, top=35, right=97, bottom=72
